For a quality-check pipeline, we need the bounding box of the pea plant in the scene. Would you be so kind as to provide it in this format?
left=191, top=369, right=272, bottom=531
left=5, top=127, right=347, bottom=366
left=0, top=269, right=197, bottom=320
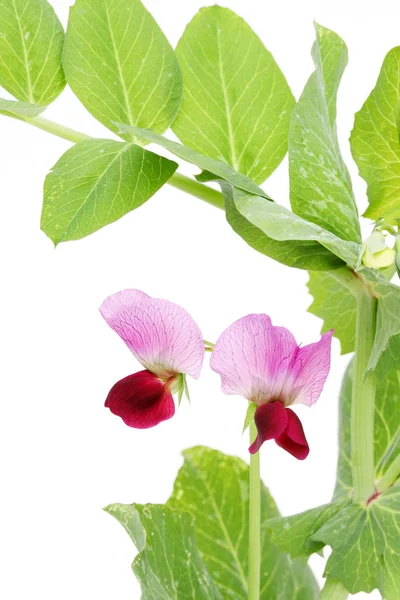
left=1, top=0, right=400, bottom=598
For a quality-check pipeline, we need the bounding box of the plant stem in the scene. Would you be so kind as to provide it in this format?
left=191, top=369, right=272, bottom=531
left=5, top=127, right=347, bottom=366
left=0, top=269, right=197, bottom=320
left=351, top=290, right=377, bottom=503
left=377, top=454, right=400, bottom=493
left=319, top=579, right=349, bottom=600
left=20, top=115, right=225, bottom=209
left=24, top=115, right=91, bottom=143
left=168, top=172, right=224, bottom=209
left=248, top=421, right=261, bottom=600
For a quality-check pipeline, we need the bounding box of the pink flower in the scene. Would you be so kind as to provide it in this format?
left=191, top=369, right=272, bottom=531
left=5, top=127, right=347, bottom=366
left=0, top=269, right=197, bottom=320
left=100, top=290, right=204, bottom=429
left=210, top=314, right=332, bottom=459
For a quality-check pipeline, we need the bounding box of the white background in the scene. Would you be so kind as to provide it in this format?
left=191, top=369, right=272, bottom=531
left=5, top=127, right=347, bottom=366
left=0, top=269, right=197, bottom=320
left=1, top=0, right=395, bottom=598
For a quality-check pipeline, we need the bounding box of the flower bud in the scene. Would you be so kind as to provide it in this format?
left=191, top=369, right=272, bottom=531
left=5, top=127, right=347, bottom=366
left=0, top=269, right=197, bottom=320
left=362, top=231, right=395, bottom=269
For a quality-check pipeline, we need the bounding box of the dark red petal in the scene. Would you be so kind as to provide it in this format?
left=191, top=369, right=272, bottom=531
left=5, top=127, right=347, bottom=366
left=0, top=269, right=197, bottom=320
left=249, top=401, right=289, bottom=454
left=275, top=408, right=309, bottom=460
left=105, top=370, right=175, bottom=429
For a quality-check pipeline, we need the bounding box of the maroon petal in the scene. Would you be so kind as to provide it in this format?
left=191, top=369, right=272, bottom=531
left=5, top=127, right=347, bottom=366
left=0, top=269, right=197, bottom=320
left=105, top=370, right=175, bottom=429
left=275, top=408, right=309, bottom=460
left=249, top=401, right=289, bottom=454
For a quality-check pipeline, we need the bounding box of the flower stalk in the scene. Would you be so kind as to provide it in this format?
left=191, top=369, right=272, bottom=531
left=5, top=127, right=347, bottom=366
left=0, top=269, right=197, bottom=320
left=248, top=420, right=261, bottom=600
left=351, top=289, right=377, bottom=503
left=377, top=453, right=400, bottom=493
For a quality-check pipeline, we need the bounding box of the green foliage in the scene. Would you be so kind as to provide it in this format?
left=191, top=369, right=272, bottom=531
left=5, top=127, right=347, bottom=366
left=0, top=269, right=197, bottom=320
left=224, top=185, right=345, bottom=271
left=334, top=361, right=400, bottom=500
left=105, top=503, right=223, bottom=600
left=63, top=0, right=182, bottom=139
left=307, top=269, right=356, bottom=354
left=0, top=0, right=65, bottom=114
left=290, top=24, right=361, bottom=244
left=267, top=500, right=348, bottom=558
left=117, top=125, right=271, bottom=199
left=308, top=267, right=400, bottom=372
left=173, top=6, right=295, bottom=184
left=108, top=447, right=319, bottom=600
left=351, top=47, right=400, bottom=223
left=224, top=185, right=361, bottom=267
left=41, top=139, right=177, bottom=244
left=313, top=483, right=400, bottom=598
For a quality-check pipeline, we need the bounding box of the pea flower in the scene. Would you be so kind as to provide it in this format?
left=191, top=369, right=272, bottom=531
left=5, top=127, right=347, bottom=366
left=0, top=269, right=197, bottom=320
left=210, top=314, right=332, bottom=459
left=100, top=290, right=204, bottom=429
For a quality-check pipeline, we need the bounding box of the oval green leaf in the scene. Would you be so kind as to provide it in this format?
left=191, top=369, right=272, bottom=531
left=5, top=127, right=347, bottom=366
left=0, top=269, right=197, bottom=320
left=41, top=139, right=177, bottom=244
left=168, top=446, right=319, bottom=600
left=351, top=47, right=400, bottom=223
left=63, top=0, right=182, bottom=139
left=173, top=6, right=295, bottom=184
left=0, top=0, right=65, bottom=105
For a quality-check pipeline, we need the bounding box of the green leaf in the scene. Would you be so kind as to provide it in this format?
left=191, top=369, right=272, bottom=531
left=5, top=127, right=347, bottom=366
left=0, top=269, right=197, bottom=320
left=307, top=266, right=400, bottom=372
left=267, top=500, right=348, bottom=559
left=242, top=402, right=256, bottom=433
left=366, top=271, right=400, bottom=371
left=307, top=269, right=357, bottom=354
left=167, top=446, right=319, bottom=600
left=351, top=47, right=400, bottom=223
left=224, top=185, right=361, bottom=267
left=311, top=483, right=400, bottom=598
left=173, top=6, right=295, bottom=184
left=41, top=139, right=177, bottom=244
left=224, top=186, right=344, bottom=271
left=0, top=98, right=46, bottom=119
left=0, top=0, right=65, bottom=105
left=289, top=24, right=361, bottom=244
left=116, top=125, right=271, bottom=199
left=63, top=0, right=182, bottom=139
left=105, top=503, right=223, bottom=600
left=334, top=360, right=400, bottom=500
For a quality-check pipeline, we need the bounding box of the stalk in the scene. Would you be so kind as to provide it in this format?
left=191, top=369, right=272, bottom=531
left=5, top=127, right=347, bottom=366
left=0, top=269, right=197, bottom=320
left=377, top=454, right=400, bottom=493
left=351, top=290, right=377, bottom=502
left=248, top=421, right=261, bottom=600
left=20, top=115, right=225, bottom=209
left=319, top=579, right=349, bottom=600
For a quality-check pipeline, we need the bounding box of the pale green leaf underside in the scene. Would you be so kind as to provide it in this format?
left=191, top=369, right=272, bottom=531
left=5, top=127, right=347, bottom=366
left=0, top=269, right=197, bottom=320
left=63, top=0, right=182, bottom=139
left=167, top=447, right=319, bottom=600
left=41, top=139, right=177, bottom=244
left=0, top=98, right=46, bottom=118
left=227, top=186, right=360, bottom=267
left=224, top=184, right=345, bottom=271
left=334, top=360, right=400, bottom=500
left=105, top=503, right=223, bottom=600
left=173, top=6, right=295, bottom=184
left=312, top=483, right=400, bottom=598
left=351, top=47, right=400, bottom=223
left=0, top=0, right=65, bottom=105
left=290, top=24, right=361, bottom=244
left=117, top=124, right=271, bottom=199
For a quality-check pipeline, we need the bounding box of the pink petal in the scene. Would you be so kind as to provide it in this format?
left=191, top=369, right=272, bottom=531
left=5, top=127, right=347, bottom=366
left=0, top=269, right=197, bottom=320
left=275, top=408, right=309, bottom=460
left=249, top=402, right=288, bottom=454
left=288, top=330, right=333, bottom=407
left=105, top=370, right=175, bottom=429
left=100, top=290, right=204, bottom=379
left=210, top=314, right=298, bottom=403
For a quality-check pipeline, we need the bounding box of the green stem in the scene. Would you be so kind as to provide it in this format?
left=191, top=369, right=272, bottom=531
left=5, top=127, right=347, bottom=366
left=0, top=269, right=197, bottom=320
left=377, top=454, right=400, bottom=493
left=351, top=290, right=377, bottom=503
left=248, top=421, right=260, bottom=600
left=168, top=172, right=224, bottom=210
left=20, top=115, right=225, bottom=209
left=24, top=115, right=91, bottom=143
left=319, top=579, right=349, bottom=600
